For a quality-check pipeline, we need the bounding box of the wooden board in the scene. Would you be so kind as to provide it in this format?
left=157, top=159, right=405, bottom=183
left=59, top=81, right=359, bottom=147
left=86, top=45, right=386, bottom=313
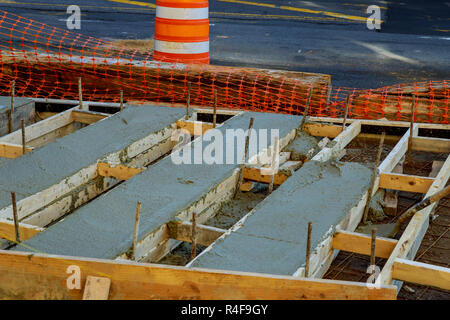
left=0, top=220, right=43, bottom=241
left=97, top=162, right=143, bottom=181
left=0, top=142, right=33, bottom=159
left=392, top=258, right=450, bottom=291
left=379, top=173, right=434, bottom=194
left=332, top=230, right=398, bottom=259
left=82, top=276, right=111, bottom=300
left=411, top=137, right=450, bottom=154
left=167, top=221, right=225, bottom=247
left=0, top=250, right=397, bottom=300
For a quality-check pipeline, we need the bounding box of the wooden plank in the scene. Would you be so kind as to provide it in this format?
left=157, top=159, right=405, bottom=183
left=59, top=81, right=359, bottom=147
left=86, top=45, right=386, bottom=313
left=0, top=142, right=34, bottom=159
left=429, top=161, right=444, bottom=178
left=0, top=250, right=397, bottom=300
left=176, top=120, right=214, bottom=136
left=0, top=107, right=74, bottom=145
left=82, top=276, right=111, bottom=300
left=379, top=173, right=434, bottom=194
left=392, top=258, right=450, bottom=291
left=0, top=220, right=43, bottom=241
left=243, top=167, right=290, bottom=185
left=332, top=230, right=398, bottom=259
left=0, top=124, right=177, bottom=224
left=411, top=137, right=450, bottom=153
left=308, top=116, right=449, bottom=131
left=376, top=155, right=450, bottom=287
left=312, top=121, right=361, bottom=162
left=168, top=221, right=225, bottom=247
left=240, top=181, right=255, bottom=192
left=304, top=123, right=342, bottom=138
left=378, top=125, right=418, bottom=174
left=97, top=162, right=143, bottom=181
left=71, top=110, right=109, bottom=125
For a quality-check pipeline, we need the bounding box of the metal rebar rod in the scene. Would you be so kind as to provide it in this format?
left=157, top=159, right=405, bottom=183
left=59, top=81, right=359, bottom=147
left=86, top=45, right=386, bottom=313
left=21, top=119, right=26, bottom=155
left=267, top=136, right=279, bottom=195
left=370, top=228, right=377, bottom=271
left=407, top=94, right=416, bottom=164
left=299, top=86, right=313, bottom=131
left=342, top=93, right=351, bottom=130
left=213, top=89, right=217, bottom=128
left=131, top=201, right=141, bottom=261
left=305, top=222, right=312, bottom=277
left=362, top=131, right=386, bottom=224
left=120, top=90, right=124, bottom=111
left=186, top=82, right=191, bottom=120
left=234, top=117, right=254, bottom=198
left=190, top=212, right=197, bottom=260
left=11, top=192, right=20, bottom=243
left=78, top=77, right=83, bottom=110
left=9, top=80, right=15, bottom=133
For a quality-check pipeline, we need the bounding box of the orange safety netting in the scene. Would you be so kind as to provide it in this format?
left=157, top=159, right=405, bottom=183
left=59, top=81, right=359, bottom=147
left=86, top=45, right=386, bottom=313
left=0, top=10, right=448, bottom=124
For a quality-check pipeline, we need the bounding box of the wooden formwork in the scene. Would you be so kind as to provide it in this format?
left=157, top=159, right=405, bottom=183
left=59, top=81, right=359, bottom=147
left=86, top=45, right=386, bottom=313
left=0, top=101, right=449, bottom=300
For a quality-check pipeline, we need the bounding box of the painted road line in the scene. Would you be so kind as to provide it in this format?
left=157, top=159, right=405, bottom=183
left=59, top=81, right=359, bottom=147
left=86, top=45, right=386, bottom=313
left=107, top=0, right=156, bottom=8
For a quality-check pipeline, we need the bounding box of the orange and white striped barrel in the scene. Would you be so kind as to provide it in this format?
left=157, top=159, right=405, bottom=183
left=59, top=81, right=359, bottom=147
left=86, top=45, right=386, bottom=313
left=153, top=0, right=209, bottom=64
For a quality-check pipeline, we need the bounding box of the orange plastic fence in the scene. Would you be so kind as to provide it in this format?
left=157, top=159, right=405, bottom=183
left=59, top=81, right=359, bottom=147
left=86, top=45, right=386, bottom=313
left=0, top=10, right=448, bottom=124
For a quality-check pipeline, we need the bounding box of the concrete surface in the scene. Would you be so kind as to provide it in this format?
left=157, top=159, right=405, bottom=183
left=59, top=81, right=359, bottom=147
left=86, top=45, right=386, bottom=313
left=190, top=160, right=371, bottom=275
left=0, top=96, right=35, bottom=137
left=0, top=105, right=185, bottom=210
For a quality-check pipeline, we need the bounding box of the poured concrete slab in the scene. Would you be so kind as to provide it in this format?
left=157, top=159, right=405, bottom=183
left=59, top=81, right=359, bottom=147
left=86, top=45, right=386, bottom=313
left=0, top=105, right=185, bottom=210
left=190, top=160, right=371, bottom=275
left=17, top=112, right=302, bottom=259
left=284, top=131, right=320, bottom=161
left=0, top=96, right=35, bottom=137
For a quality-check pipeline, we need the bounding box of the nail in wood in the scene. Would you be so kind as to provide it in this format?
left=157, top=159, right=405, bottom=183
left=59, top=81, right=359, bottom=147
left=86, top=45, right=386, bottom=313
left=131, top=201, right=141, bottom=261
left=78, top=77, right=83, bottom=110
left=9, top=80, right=15, bottom=133
left=190, top=212, right=197, bottom=260
left=21, top=119, right=26, bottom=155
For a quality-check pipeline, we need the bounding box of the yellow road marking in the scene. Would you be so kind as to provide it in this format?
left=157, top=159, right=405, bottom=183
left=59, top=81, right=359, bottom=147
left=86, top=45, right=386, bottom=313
left=218, top=0, right=275, bottom=8
left=107, top=0, right=156, bottom=8
left=0, top=0, right=155, bottom=10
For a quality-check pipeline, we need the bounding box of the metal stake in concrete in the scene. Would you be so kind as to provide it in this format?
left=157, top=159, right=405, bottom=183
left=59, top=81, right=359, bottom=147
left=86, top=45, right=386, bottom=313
left=325, top=79, right=332, bottom=108
left=363, top=131, right=385, bottom=224
left=267, top=135, right=279, bottom=195
left=234, top=117, right=254, bottom=199
left=120, top=90, right=124, bottom=111
left=213, top=89, right=217, bottom=128
left=299, top=86, right=313, bottom=131
left=78, top=77, right=84, bottom=110
left=186, top=82, right=191, bottom=120
left=407, top=94, right=416, bottom=165
left=11, top=192, right=20, bottom=243
left=305, top=222, right=312, bottom=277
left=370, top=228, right=377, bottom=272
left=131, top=201, right=141, bottom=261
left=9, top=80, right=15, bottom=134
left=21, top=119, right=26, bottom=155
left=190, top=212, right=197, bottom=260
left=342, top=93, right=351, bottom=130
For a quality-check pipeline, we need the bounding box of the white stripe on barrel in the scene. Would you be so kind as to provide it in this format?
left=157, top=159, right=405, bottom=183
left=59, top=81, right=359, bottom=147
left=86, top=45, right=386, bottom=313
left=156, top=6, right=208, bottom=20
left=154, top=40, right=209, bottom=54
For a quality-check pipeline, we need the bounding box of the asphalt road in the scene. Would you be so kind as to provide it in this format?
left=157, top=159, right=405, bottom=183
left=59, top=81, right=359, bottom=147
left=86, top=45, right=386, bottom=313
left=0, top=0, right=449, bottom=88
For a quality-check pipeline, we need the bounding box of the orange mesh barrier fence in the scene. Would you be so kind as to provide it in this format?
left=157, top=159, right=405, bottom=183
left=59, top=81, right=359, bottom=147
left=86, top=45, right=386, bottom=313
left=0, top=10, right=448, bottom=124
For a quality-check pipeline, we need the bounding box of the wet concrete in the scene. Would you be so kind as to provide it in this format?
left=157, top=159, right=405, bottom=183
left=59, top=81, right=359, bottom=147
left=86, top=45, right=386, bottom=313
left=190, top=160, right=371, bottom=276
left=16, top=112, right=302, bottom=259
left=0, top=105, right=185, bottom=210
left=284, top=130, right=320, bottom=162
left=0, top=96, right=35, bottom=137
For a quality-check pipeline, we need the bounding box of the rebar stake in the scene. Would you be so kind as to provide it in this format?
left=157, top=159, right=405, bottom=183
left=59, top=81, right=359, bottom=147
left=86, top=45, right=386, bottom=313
left=213, top=89, right=217, bottom=128
left=299, top=86, right=313, bottom=132
left=21, top=119, right=26, bottom=155
left=267, top=136, right=279, bottom=195
left=363, top=131, right=386, bottom=224
left=190, top=212, right=197, bottom=260
left=186, top=82, right=191, bottom=120
left=11, top=192, right=20, bottom=243
left=9, top=80, right=15, bottom=133
left=120, top=90, right=124, bottom=111
left=407, top=94, right=416, bottom=165
left=305, top=222, right=312, bottom=277
left=131, top=201, right=141, bottom=261
left=342, top=93, right=351, bottom=130
left=370, top=228, right=377, bottom=273
left=234, top=117, right=254, bottom=198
